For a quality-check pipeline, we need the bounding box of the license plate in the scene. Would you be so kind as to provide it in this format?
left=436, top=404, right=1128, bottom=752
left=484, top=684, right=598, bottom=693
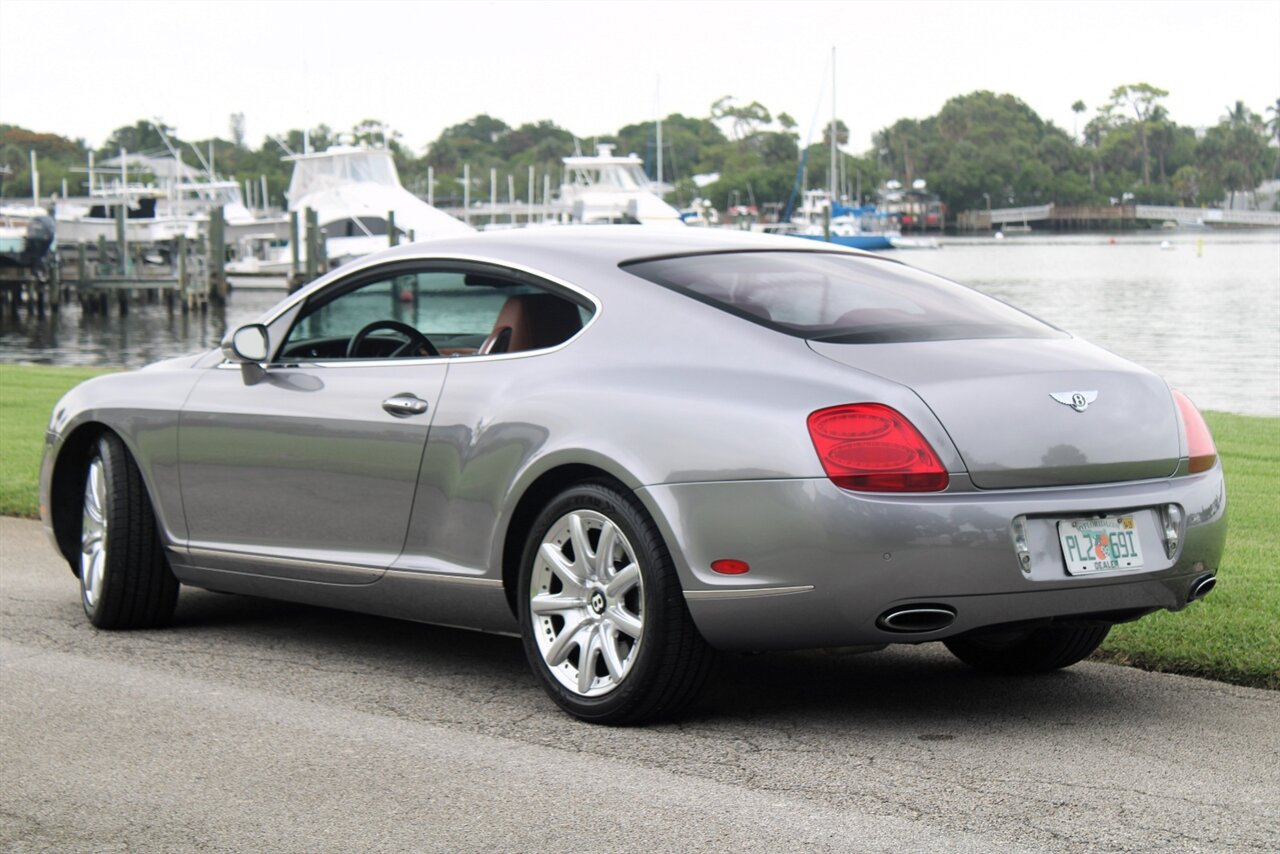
left=1057, top=515, right=1145, bottom=575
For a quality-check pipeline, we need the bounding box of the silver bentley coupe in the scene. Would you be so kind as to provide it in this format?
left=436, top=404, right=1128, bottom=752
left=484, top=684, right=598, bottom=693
left=40, top=227, right=1227, bottom=723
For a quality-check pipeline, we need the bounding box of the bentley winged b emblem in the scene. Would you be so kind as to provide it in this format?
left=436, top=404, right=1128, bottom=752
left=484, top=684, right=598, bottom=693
left=1050, top=390, right=1098, bottom=413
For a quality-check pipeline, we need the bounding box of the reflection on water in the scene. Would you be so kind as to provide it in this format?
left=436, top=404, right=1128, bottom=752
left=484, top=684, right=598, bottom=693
left=898, top=232, right=1279, bottom=418
left=0, top=285, right=284, bottom=369
left=2, top=232, right=1277, bottom=417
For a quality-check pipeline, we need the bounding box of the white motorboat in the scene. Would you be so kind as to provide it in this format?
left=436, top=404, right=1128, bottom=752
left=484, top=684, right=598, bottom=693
left=558, top=145, right=685, bottom=227
left=0, top=203, right=57, bottom=279
left=230, top=143, right=472, bottom=274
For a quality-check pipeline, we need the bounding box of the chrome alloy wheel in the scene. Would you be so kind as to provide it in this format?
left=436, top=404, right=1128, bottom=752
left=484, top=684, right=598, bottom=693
left=80, top=455, right=108, bottom=609
left=529, top=510, right=645, bottom=697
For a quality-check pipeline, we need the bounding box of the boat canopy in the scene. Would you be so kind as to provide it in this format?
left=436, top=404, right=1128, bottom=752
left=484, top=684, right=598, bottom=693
left=569, top=163, right=648, bottom=191
left=563, top=145, right=649, bottom=191
left=287, top=147, right=400, bottom=204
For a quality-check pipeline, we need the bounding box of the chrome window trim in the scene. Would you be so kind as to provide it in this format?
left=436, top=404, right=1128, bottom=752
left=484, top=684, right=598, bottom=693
left=383, top=569, right=503, bottom=588
left=241, top=252, right=603, bottom=367
left=187, top=547, right=504, bottom=589
left=187, top=547, right=383, bottom=579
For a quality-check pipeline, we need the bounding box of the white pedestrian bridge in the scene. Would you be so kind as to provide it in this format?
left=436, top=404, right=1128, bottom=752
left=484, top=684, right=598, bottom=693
left=1134, top=205, right=1280, bottom=227
left=981, top=202, right=1280, bottom=228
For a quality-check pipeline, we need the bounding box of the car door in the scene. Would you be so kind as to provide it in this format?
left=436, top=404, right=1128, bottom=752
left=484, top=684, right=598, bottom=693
left=178, top=265, right=470, bottom=583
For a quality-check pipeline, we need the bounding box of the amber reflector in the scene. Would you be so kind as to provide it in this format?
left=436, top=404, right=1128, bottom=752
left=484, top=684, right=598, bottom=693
left=1172, top=390, right=1217, bottom=474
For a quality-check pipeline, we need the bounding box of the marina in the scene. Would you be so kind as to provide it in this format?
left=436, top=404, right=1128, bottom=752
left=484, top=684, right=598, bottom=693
left=1, top=137, right=698, bottom=311
left=1, top=230, right=1275, bottom=418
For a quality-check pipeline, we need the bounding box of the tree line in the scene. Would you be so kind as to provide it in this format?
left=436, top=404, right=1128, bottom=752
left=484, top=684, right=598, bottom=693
left=2, top=84, right=1276, bottom=220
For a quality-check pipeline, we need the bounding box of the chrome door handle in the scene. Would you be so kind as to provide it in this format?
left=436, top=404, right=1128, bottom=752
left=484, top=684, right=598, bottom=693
left=382, top=395, right=429, bottom=417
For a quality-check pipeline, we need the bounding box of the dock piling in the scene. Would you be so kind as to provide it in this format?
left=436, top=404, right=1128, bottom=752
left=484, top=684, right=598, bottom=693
left=114, top=204, right=127, bottom=276
left=305, top=208, right=319, bottom=283
left=289, top=210, right=300, bottom=283
left=209, top=206, right=227, bottom=304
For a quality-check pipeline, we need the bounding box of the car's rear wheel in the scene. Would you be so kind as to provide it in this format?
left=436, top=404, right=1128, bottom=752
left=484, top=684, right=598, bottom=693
left=79, top=432, right=179, bottom=629
left=518, top=482, right=712, bottom=724
left=943, top=623, right=1111, bottom=674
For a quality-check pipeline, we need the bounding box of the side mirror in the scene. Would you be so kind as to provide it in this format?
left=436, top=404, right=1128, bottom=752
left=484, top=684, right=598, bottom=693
left=222, top=324, right=270, bottom=363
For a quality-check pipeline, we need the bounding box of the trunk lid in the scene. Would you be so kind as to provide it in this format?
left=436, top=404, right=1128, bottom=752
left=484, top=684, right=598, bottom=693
left=808, top=338, right=1181, bottom=489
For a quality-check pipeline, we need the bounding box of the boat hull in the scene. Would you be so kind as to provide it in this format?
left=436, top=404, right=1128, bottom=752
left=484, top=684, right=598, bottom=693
left=789, top=232, right=894, bottom=251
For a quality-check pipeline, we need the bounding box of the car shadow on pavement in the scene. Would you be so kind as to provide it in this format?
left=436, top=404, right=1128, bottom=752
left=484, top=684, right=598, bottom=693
left=166, top=587, right=1143, bottom=730
left=169, top=586, right=529, bottom=671
left=688, top=643, right=1133, bottom=731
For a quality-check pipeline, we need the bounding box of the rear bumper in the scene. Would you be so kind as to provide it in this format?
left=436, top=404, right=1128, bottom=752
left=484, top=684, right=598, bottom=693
left=638, top=468, right=1227, bottom=651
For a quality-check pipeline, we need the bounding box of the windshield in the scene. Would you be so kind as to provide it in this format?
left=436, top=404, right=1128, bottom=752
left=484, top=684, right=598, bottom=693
left=574, top=164, right=647, bottom=190
left=622, top=251, right=1063, bottom=344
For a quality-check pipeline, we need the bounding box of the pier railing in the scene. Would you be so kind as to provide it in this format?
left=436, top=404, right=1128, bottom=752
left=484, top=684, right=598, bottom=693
left=987, top=204, right=1054, bottom=225
left=1135, top=205, right=1280, bottom=227
left=958, top=202, right=1280, bottom=231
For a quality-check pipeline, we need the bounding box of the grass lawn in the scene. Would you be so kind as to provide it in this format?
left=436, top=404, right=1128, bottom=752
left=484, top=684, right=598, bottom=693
left=0, top=365, right=116, bottom=517
left=0, top=364, right=1275, bottom=688
left=1098, top=411, right=1279, bottom=689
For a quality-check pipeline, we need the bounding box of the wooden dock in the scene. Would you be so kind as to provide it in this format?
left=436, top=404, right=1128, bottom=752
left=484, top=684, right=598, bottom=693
left=57, top=233, right=215, bottom=314
left=1, top=208, right=231, bottom=318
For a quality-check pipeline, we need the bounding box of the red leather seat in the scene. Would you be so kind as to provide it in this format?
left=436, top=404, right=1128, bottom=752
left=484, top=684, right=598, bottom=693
left=480, top=294, right=583, bottom=355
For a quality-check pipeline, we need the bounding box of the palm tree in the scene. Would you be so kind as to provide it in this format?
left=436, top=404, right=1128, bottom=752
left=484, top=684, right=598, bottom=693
left=1223, top=100, right=1249, bottom=128
left=1072, top=100, right=1086, bottom=141
left=1266, top=98, right=1280, bottom=179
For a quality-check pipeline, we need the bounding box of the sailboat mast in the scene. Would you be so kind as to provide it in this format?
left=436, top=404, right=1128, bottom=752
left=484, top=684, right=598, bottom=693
left=655, top=77, right=663, bottom=195
left=830, top=46, right=837, bottom=206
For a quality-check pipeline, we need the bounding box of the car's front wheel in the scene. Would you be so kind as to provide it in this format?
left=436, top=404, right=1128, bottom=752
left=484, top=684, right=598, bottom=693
left=79, top=432, right=179, bottom=629
left=943, top=623, right=1111, bottom=674
left=518, top=482, right=712, bottom=724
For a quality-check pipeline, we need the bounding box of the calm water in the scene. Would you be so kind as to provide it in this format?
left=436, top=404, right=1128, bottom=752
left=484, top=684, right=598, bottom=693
left=903, top=232, right=1279, bottom=417
left=2, top=231, right=1277, bottom=417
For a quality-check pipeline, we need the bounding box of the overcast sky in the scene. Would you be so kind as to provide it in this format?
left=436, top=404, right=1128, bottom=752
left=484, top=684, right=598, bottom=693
left=2, top=0, right=1277, bottom=158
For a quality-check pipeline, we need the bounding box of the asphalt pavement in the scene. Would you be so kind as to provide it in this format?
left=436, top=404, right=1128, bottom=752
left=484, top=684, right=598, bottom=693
left=2, top=516, right=1276, bottom=852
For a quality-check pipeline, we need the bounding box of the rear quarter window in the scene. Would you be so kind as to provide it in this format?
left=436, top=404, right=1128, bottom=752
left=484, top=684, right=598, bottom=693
left=622, top=251, right=1063, bottom=344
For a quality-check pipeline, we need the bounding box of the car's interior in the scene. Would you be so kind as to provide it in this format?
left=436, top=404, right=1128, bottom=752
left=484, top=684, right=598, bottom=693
left=278, top=269, right=592, bottom=361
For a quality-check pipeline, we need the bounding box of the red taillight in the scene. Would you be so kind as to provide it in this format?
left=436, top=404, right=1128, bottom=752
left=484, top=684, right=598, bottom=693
left=807, top=403, right=949, bottom=492
left=1172, top=390, right=1217, bottom=473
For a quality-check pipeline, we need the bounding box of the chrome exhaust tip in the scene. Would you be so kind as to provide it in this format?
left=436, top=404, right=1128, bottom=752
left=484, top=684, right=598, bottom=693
left=877, top=605, right=957, bottom=633
left=1188, top=574, right=1217, bottom=603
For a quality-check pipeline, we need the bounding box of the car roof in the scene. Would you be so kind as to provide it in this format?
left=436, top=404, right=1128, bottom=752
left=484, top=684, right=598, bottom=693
left=367, top=224, right=880, bottom=269
left=272, top=225, right=897, bottom=325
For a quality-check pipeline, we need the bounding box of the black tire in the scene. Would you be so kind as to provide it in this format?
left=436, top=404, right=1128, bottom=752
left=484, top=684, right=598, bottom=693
left=517, top=482, right=712, bottom=724
left=77, top=432, right=179, bottom=629
left=943, top=623, right=1111, bottom=674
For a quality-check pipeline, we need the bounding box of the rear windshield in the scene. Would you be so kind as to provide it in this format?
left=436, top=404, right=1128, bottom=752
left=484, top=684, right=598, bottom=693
left=622, top=251, right=1063, bottom=344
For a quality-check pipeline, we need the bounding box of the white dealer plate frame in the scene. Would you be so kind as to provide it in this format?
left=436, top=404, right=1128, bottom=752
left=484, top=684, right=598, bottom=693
left=1057, top=515, right=1145, bottom=575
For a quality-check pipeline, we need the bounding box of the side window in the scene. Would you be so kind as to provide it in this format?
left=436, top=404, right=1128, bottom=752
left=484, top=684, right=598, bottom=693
left=279, top=267, right=593, bottom=361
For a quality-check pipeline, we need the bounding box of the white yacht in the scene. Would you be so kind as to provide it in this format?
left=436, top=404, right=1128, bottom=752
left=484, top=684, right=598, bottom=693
left=232, top=144, right=472, bottom=273
left=286, top=144, right=471, bottom=258
left=558, top=145, right=685, bottom=227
